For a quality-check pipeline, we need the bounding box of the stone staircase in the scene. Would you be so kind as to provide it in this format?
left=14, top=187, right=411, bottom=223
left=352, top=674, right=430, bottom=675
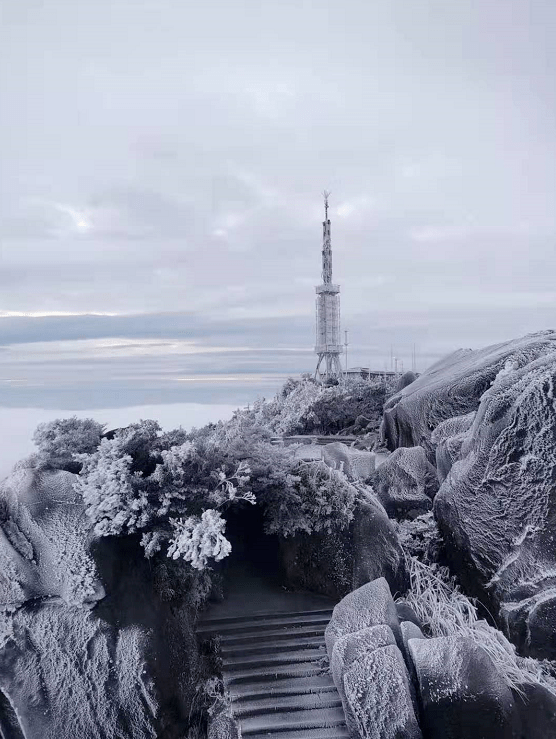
left=197, top=608, right=348, bottom=738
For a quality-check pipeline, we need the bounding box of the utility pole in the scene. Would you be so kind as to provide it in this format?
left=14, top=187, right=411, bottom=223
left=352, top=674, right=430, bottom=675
left=344, top=329, right=349, bottom=378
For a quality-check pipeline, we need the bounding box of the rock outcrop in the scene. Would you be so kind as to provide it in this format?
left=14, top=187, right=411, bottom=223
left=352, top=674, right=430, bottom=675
left=279, top=493, right=407, bottom=601
left=370, top=446, right=437, bottom=519
left=378, top=331, right=556, bottom=659
left=0, top=468, right=104, bottom=608
left=325, top=577, right=401, bottom=657
left=326, top=579, right=421, bottom=739
left=434, top=349, right=556, bottom=658
left=343, top=644, right=422, bottom=739
left=0, top=467, right=209, bottom=739
left=381, top=330, right=556, bottom=457
left=409, top=636, right=517, bottom=739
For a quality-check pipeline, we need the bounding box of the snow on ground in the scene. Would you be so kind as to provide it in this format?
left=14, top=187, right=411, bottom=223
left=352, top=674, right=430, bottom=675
left=0, top=403, right=238, bottom=482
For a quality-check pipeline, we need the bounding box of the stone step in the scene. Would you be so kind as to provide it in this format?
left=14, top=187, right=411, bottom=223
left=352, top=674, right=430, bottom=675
left=223, top=663, right=329, bottom=685
left=245, top=727, right=349, bottom=739
left=201, top=608, right=333, bottom=626
left=232, top=691, right=342, bottom=718
left=197, top=612, right=332, bottom=636
left=239, top=706, right=347, bottom=736
left=229, top=673, right=337, bottom=701
left=219, top=624, right=327, bottom=646
left=223, top=646, right=327, bottom=671
left=221, top=635, right=326, bottom=658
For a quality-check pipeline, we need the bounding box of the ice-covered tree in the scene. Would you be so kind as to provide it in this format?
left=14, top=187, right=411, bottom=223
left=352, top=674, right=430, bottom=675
left=33, top=416, right=105, bottom=472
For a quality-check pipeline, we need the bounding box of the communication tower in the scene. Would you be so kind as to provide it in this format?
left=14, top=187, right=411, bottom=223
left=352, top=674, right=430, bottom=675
left=314, top=192, right=343, bottom=383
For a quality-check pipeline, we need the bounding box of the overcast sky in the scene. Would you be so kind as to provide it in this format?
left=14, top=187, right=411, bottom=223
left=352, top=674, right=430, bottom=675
left=1, top=0, right=555, bottom=411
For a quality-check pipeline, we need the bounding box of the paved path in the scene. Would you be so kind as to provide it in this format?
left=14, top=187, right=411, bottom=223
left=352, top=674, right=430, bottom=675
left=197, top=565, right=348, bottom=738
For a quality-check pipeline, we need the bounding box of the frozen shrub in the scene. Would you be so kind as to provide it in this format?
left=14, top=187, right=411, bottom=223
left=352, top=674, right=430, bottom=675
left=33, top=417, right=104, bottom=472
left=167, top=510, right=232, bottom=570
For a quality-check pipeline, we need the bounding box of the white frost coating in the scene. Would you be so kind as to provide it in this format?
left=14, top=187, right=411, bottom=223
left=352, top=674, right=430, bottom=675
left=325, top=577, right=400, bottom=656
left=167, top=509, right=232, bottom=569
left=409, top=635, right=515, bottom=732
left=321, top=443, right=376, bottom=481
left=343, top=644, right=422, bottom=739
left=0, top=468, right=103, bottom=608
left=382, top=330, right=556, bottom=455
left=0, top=604, right=157, bottom=739
left=371, top=446, right=437, bottom=517
left=331, top=625, right=395, bottom=737
left=432, top=348, right=556, bottom=656
left=431, top=412, right=476, bottom=481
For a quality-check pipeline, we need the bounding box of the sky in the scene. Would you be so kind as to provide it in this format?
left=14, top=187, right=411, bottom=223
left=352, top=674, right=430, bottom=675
left=1, top=0, right=555, bottom=415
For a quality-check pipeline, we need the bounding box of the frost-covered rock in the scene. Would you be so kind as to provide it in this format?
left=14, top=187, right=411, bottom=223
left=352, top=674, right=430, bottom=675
left=512, top=681, right=556, bottom=739
left=331, top=624, right=396, bottom=736
left=381, top=331, right=556, bottom=457
left=433, top=349, right=556, bottom=658
left=400, top=621, right=425, bottom=657
left=343, top=644, right=422, bottom=739
left=395, top=371, right=417, bottom=393
left=325, top=577, right=401, bottom=655
left=279, top=495, right=407, bottom=601
left=370, top=446, right=437, bottom=519
left=207, top=708, right=241, bottom=739
left=396, top=602, right=423, bottom=629
left=321, top=442, right=376, bottom=481
left=352, top=495, right=408, bottom=595
left=400, top=621, right=425, bottom=688
left=0, top=604, right=157, bottom=739
left=0, top=468, right=104, bottom=608
left=430, top=412, right=475, bottom=482
left=409, top=635, right=517, bottom=739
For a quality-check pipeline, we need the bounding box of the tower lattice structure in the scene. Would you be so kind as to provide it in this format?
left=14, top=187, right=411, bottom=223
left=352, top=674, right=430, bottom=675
left=314, top=192, right=343, bottom=383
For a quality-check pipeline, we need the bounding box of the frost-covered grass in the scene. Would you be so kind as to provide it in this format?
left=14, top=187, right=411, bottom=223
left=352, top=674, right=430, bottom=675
left=400, top=556, right=556, bottom=695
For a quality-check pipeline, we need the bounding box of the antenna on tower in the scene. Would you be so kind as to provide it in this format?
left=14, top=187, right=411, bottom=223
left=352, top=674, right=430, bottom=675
left=323, top=190, right=331, bottom=221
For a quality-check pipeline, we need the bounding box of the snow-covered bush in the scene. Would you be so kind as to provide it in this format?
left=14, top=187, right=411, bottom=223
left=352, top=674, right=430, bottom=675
left=394, top=512, right=439, bottom=561
left=167, top=510, right=232, bottom=570
left=74, top=420, right=257, bottom=569
left=220, top=376, right=396, bottom=437
left=242, top=442, right=357, bottom=536
left=33, top=416, right=105, bottom=472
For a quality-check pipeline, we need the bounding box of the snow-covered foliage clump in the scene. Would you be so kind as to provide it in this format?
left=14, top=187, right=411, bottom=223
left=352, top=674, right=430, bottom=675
left=31, top=416, right=105, bottom=472
left=167, top=510, right=231, bottom=570
left=214, top=375, right=395, bottom=438
left=68, top=414, right=357, bottom=569
left=73, top=421, right=256, bottom=569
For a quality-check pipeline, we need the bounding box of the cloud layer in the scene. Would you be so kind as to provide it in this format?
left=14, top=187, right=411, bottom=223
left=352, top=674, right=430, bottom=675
left=1, top=0, right=555, bottom=408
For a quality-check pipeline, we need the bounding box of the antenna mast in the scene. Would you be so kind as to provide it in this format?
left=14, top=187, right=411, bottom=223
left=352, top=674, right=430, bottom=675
left=314, top=191, right=343, bottom=383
